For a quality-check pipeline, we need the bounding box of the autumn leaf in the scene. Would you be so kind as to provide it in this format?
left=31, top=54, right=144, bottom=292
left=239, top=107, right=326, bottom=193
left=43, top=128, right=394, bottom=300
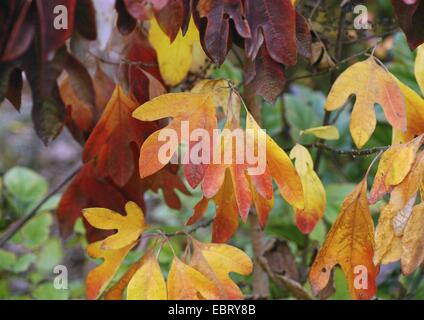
left=392, top=78, right=424, bottom=143
left=194, top=0, right=251, bottom=65
left=83, top=85, right=157, bottom=187
left=416, top=44, right=424, bottom=95
left=167, top=256, right=220, bottom=300
left=369, top=135, right=423, bottom=204
left=132, top=92, right=217, bottom=188
left=245, top=0, right=297, bottom=66
left=374, top=151, right=424, bottom=274
left=83, top=201, right=148, bottom=250
left=309, top=178, right=378, bottom=300
left=392, top=0, right=424, bottom=50
left=325, top=56, right=406, bottom=148
left=244, top=45, right=287, bottom=103
left=401, top=203, right=424, bottom=275
left=190, top=239, right=253, bottom=299
left=300, top=125, right=340, bottom=140
left=126, top=29, right=165, bottom=104
left=86, top=241, right=136, bottom=300
left=149, top=16, right=202, bottom=86
left=290, top=144, right=326, bottom=233
left=127, top=250, right=167, bottom=300
left=246, top=112, right=304, bottom=210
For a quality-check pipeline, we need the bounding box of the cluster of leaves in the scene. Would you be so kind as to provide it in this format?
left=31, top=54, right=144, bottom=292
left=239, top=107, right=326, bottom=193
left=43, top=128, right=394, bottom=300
left=1, top=0, right=424, bottom=301
left=83, top=201, right=252, bottom=300
left=0, top=167, right=82, bottom=300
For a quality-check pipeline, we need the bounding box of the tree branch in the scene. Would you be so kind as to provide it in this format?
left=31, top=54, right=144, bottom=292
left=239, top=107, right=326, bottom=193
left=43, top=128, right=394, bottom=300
left=305, top=142, right=389, bottom=157
left=244, top=82, right=270, bottom=298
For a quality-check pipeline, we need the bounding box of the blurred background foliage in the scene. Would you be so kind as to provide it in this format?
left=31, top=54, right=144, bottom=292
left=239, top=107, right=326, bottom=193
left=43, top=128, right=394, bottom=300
left=0, top=0, right=423, bottom=300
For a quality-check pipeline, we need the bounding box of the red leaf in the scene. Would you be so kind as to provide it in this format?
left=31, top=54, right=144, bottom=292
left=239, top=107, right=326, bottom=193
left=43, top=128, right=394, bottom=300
left=244, top=45, right=286, bottom=103
left=194, top=0, right=251, bottom=65
left=83, top=86, right=157, bottom=187
left=392, top=0, right=424, bottom=49
left=0, top=0, right=35, bottom=62
left=36, top=0, right=76, bottom=61
left=245, top=0, right=297, bottom=66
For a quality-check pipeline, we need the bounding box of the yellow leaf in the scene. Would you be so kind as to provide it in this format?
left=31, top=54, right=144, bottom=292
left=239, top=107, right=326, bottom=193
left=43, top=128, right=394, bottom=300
left=246, top=112, right=304, bottom=210
left=369, top=135, right=423, bottom=204
left=191, top=79, right=235, bottom=115
left=374, top=152, right=424, bottom=270
left=86, top=241, right=136, bottom=300
left=300, top=125, right=340, bottom=140
left=83, top=201, right=148, bottom=250
left=127, top=250, right=167, bottom=300
left=167, top=257, right=220, bottom=300
left=190, top=239, right=253, bottom=299
left=325, top=57, right=406, bottom=148
left=290, top=144, right=326, bottom=233
left=149, top=17, right=200, bottom=86
left=374, top=204, right=402, bottom=265
left=104, top=259, right=143, bottom=300
left=392, top=79, right=424, bottom=143
left=309, top=179, right=378, bottom=300
left=401, top=203, right=424, bottom=275
left=415, top=44, right=424, bottom=96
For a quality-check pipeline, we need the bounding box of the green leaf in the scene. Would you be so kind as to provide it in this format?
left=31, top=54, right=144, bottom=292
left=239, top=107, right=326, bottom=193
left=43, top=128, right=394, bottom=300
left=13, top=253, right=36, bottom=273
left=33, top=282, right=69, bottom=300
left=4, top=167, right=48, bottom=215
left=0, top=249, right=17, bottom=271
left=35, top=238, right=63, bottom=273
left=11, top=212, right=52, bottom=249
left=325, top=183, right=356, bottom=223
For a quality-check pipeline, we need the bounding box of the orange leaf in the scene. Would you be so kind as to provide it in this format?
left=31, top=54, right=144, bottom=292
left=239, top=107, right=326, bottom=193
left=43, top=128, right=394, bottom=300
left=190, top=239, right=253, bottom=299
left=86, top=241, right=136, bottom=300
left=167, top=256, right=220, bottom=300
left=83, top=85, right=156, bottom=187
left=132, top=92, right=217, bottom=188
left=309, top=179, right=378, bottom=300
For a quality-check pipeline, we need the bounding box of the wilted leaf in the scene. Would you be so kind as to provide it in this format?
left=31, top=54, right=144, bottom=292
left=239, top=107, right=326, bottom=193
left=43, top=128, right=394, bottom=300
left=401, top=203, right=424, bottom=275
left=392, top=0, right=424, bottom=50
left=195, top=0, right=250, bottom=65
left=245, top=0, right=297, bottom=66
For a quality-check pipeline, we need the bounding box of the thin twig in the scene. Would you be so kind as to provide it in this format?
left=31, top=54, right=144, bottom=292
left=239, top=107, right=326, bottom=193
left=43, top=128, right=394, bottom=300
left=161, top=218, right=214, bottom=238
left=304, top=142, right=389, bottom=157
left=314, top=1, right=349, bottom=171
left=0, top=165, right=81, bottom=248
